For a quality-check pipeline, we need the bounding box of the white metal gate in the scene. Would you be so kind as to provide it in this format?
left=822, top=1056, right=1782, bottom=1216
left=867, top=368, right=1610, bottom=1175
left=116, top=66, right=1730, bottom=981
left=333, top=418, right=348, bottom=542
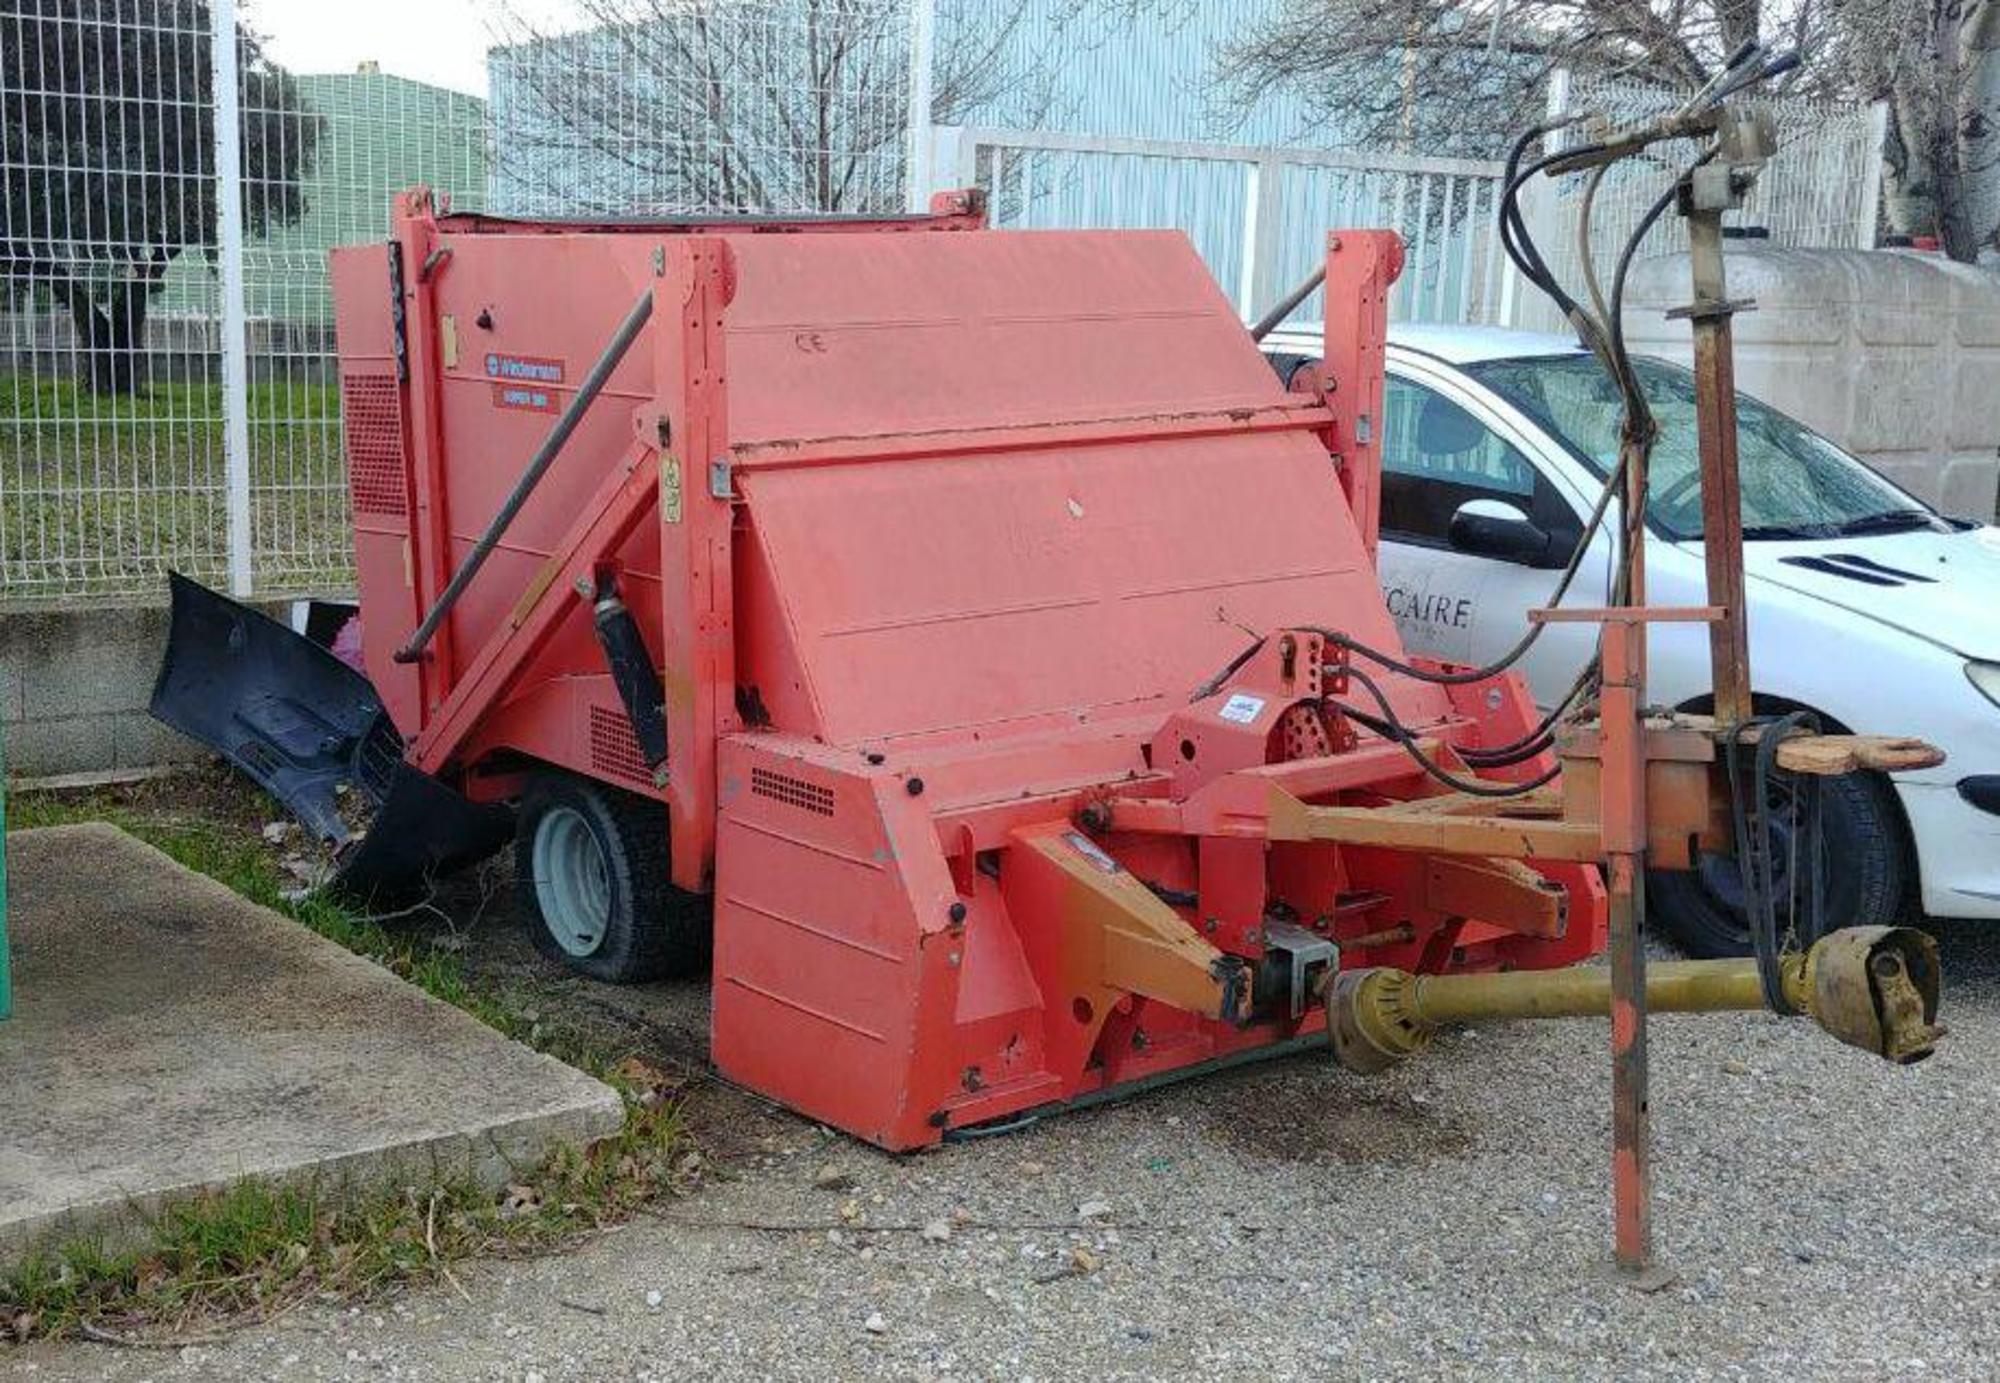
left=930, top=126, right=1513, bottom=327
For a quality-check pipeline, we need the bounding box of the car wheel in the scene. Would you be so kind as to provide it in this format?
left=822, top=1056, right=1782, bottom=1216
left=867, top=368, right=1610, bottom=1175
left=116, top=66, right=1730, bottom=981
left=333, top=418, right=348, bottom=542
left=1264, top=352, right=1318, bottom=391
left=1648, top=769, right=1909, bottom=960
left=514, top=773, right=709, bottom=983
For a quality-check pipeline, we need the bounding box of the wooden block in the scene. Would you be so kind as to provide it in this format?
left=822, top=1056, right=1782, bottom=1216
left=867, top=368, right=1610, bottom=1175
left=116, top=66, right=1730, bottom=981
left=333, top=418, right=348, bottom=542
left=1773, top=734, right=1945, bottom=776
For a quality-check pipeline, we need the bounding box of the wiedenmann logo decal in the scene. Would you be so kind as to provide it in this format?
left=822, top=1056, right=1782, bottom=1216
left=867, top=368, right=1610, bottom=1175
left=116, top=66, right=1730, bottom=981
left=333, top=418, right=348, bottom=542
left=484, top=353, right=565, bottom=384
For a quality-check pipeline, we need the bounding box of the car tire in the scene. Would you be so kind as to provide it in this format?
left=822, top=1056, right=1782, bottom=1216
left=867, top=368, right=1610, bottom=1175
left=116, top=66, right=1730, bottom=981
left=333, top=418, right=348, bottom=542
left=1649, top=769, right=1909, bottom=960
left=514, top=772, right=709, bottom=983
left=1264, top=352, right=1318, bottom=391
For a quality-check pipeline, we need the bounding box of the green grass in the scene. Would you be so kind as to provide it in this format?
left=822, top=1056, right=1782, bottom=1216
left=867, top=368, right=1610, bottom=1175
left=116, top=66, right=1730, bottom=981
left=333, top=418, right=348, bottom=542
left=0, top=371, right=354, bottom=602
left=0, top=372, right=341, bottom=424
left=0, top=788, right=692, bottom=1344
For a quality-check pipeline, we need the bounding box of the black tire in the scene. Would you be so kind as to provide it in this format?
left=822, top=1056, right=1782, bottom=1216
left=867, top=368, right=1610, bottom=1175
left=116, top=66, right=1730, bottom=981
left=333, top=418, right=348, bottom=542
left=1649, top=770, right=1909, bottom=960
left=514, top=773, right=709, bottom=983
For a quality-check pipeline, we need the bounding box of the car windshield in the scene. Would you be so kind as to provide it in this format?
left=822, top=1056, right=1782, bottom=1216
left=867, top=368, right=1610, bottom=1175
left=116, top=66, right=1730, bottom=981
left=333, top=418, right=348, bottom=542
left=1463, top=353, right=1937, bottom=542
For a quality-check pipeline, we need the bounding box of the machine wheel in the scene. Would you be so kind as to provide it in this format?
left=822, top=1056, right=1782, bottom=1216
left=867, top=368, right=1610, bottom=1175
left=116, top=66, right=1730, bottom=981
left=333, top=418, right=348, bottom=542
left=514, top=773, right=709, bottom=983
left=1649, top=770, right=1910, bottom=959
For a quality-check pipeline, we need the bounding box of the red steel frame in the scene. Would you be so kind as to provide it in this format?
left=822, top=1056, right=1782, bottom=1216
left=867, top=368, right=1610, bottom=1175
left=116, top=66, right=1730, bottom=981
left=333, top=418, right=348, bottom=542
left=332, top=194, right=1609, bottom=1152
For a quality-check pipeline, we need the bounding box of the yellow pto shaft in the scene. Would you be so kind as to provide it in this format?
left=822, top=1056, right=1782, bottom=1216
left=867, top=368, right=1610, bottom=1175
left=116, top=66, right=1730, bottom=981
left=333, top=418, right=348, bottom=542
left=1330, top=925, right=1944, bottom=1073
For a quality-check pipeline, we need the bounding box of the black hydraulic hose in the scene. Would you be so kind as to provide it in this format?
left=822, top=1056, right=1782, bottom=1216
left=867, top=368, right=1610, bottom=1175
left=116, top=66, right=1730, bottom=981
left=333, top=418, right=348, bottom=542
left=1500, top=140, right=1608, bottom=327
left=1499, top=125, right=1563, bottom=292
left=1609, top=163, right=1704, bottom=384
left=1456, top=682, right=1590, bottom=767
left=1297, top=450, right=1619, bottom=686
left=395, top=288, right=656, bottom=664
left=1726, top=711, right=1820, bottom=1014
left=1336, top=664, right=1561, bottom=798
left=1188, top=452, right=1624, bottom=699
left=1189, top=634, right=1269, bottom=702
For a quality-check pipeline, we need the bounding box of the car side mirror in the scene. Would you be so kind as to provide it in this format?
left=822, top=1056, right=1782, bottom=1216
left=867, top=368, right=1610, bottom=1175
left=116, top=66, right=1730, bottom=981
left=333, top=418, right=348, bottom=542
left=1449, top=498, right=1565, bottom=568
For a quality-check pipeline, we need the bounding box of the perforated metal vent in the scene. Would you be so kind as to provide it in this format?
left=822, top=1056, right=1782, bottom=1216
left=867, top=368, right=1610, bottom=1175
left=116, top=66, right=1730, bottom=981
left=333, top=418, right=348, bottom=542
left=751, top=766, right=835, bottom=817
left=340, top=373, right=408, bottom=517
left=589, top=705, right=654, bottom=786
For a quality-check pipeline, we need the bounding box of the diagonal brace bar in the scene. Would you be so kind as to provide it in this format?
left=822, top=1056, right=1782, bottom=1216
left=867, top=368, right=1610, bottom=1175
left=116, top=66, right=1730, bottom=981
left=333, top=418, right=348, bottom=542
left=410, top=444, right=659, bottom=775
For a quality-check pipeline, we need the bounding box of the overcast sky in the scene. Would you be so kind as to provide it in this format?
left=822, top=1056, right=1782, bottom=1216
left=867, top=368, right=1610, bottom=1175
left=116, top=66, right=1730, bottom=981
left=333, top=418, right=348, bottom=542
left=247, top=0, right=529, bottom=97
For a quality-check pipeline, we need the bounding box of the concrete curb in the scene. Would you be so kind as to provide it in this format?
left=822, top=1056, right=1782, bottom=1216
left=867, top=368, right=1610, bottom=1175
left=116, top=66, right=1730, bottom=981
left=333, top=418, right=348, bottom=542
left=0, top=822, right=624, bottom=1267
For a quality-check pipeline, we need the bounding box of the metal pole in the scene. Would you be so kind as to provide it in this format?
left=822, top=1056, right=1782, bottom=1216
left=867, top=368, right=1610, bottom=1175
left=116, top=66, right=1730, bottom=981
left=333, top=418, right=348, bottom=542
left=904, top=0, right=938, bottom=213
left=1685, top=209, right=1754, bottom=728
left=1597, top=617, right=1655, bottom=1280
left=1856, top=101, right=1889, bottom=249
left=1409, top=954, right=1778, bottom=1022
left=1237, top=161, right=1263, bottom=318
left=1248, top=265, right=1326, bottom=343
left=1246, top=154, right=1286, bottom=323
left=212, top=0, right=253, bottom=597
left=395, top=289, right=655, bottom=664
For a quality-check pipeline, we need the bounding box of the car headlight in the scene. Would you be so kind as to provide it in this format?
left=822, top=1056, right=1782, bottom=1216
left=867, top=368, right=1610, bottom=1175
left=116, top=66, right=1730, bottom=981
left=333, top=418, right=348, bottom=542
left=1968, top=661, right=2000, bottom=709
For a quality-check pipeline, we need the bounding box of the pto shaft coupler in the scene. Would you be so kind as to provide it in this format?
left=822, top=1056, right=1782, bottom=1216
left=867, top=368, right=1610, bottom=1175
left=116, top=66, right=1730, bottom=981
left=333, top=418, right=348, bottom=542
left=1330, top=925, right=1944, bottom=1073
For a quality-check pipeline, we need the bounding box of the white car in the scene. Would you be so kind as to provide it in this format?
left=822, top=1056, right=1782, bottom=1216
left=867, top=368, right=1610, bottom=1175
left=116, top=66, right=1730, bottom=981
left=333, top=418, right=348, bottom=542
left=1264, top=323, right=2000, bottom=957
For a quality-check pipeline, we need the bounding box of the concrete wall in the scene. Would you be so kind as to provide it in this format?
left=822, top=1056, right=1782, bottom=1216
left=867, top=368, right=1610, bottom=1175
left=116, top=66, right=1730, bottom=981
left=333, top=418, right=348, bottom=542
left=1624, top=247, right=2000, bottom=523
left=0, top=601, right=210, bottom=780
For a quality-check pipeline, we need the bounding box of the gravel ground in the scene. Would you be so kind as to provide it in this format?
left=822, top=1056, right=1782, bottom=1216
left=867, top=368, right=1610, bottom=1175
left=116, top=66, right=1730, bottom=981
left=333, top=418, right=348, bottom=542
left=15, top=902, right=2000, bottom=1382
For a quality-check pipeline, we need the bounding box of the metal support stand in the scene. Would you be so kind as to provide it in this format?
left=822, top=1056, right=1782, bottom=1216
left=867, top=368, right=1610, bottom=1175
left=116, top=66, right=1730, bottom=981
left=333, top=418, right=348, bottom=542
left=1606, top=371, right=1655, bottom=1280
left=1594, top=106, right=1772, bottom=1284
left=1537, top=602, right=1726, bottom=1284
left=1598, top=618, right=1651, bottom=1275
left=1679, top=206, right=1755, bottom=729
left=1592, top=607, right=1715, bottom=1287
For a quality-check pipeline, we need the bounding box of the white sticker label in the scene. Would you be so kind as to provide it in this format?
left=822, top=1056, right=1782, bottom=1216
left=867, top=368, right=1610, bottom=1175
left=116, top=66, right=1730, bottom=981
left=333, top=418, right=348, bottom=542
left=1218, top=693, right=1266, bottom=725
left=1064, top=832, right=1122, bottom=874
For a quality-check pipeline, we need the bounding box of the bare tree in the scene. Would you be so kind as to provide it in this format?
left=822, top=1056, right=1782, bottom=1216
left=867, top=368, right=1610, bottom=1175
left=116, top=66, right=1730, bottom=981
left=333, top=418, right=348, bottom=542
left=1220, top=0, right=2000, bottom=260
left=0, top=0, right=320, bottom=393
left=1828, top=0, right=2000, bottom=261
left=1213, top=1, right=1802, bottom=158
left=484, top=0, right=1087, bottom=216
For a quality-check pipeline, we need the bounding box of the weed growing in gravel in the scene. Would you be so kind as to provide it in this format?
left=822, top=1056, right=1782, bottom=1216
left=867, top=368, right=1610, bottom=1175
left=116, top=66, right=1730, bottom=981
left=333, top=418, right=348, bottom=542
left=0, top=1093, right=691, bottom=1346
left=1, top=786, right=698, bottom=1345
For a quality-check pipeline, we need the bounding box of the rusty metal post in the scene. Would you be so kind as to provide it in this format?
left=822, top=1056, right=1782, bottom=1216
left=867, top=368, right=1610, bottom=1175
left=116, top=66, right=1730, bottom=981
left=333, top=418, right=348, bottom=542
left=1679, top=194, right=1756, bottom=728
left=1595, top=616, right=1654, bottom=1277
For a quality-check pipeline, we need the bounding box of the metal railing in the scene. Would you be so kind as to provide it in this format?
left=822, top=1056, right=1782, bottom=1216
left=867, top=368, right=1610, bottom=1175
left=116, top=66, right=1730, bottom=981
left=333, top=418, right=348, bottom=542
left=928, top=126, right=1514, bottom=327
left=0, top=7, right=1894, bottom=607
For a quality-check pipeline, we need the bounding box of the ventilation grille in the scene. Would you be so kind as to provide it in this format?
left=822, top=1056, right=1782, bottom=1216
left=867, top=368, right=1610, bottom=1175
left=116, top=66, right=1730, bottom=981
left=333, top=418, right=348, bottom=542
left=589, top=705, right=653, bottom=786
left=751, top=766, right=835, bottom=817
left=341, top=373, right=408, bottom=517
